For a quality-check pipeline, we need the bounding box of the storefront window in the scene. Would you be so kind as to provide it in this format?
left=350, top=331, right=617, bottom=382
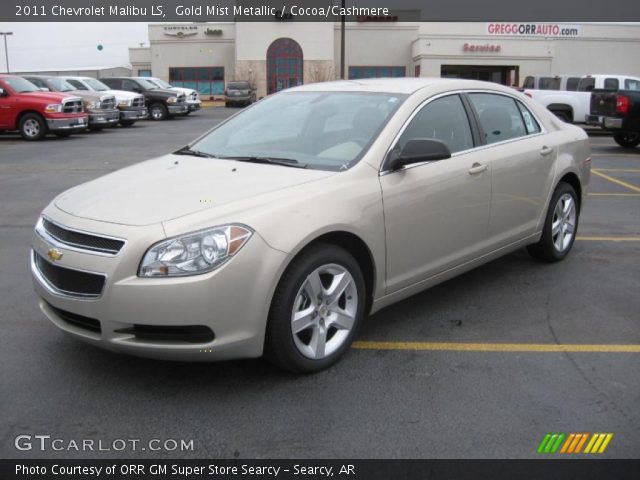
left=138, top=69, right=152, bottom=77
left=348, top=66, right=406, bottom=79
left=169, top=67, right=225, bottom=95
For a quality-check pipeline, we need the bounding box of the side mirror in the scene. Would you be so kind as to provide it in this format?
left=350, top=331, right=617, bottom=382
left=388, top=138, right=452, bottom=170
left=0, top=87, right=5, bottom=96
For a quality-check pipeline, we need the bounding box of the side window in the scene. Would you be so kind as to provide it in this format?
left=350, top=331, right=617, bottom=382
left=604, top=78, right=619, bottom=90
left=523, top=77, right=534, bottom=89
left=396, top=95, right=474, bottom=155
left=566, top=77, right=580, bottom=91
left=625, top=79, right=640, bottom=91
left=101, top=79, right=119, bottom=89
left=122, top=79, right=139, bottom=91
left=28, top=78, right=46, bottom=89
left=516, top=101, right=541, bottom=135
left=578, top=78, right=595, bottom=91
left=469, top=93, right=527, bottom=144
left=66, top=80, right=87, bottom=90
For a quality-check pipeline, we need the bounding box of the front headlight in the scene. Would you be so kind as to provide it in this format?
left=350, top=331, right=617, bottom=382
left=86, top=100, right=101, bottom=109
left=118, top=99, right=132, bottom=107
left=166, top=96, right=178, bottom=104
left=138, top=225, right=253, bottom=277
left=44, top=104, right=63, bottom=113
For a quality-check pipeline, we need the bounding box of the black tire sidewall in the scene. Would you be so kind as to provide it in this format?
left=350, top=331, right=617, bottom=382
left=613, top=132, right=640, bottom=149
left=265, top=244, right=366, bottom=373
left=149, top=103, right=168, bottom=120
left=19, top=113, right=46, bottom=141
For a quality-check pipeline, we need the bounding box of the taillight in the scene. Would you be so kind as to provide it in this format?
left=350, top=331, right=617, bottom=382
left=615, top=95, right=629, bottom=114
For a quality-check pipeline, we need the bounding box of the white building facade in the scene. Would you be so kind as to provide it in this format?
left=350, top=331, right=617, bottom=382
left=129, top=22, right=640, bottom=99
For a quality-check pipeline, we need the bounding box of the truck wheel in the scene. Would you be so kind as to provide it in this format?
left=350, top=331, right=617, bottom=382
left=119, top=120, right=135, bottom=127
left=527, top=182, right=579, bottom=262
left=19, top=113, right=46, bottom=141
left=613, top=132, right=640, bottom=149
left=149, top=103, right=168, bottom=121
left=264, top=243, right=365, bottom=373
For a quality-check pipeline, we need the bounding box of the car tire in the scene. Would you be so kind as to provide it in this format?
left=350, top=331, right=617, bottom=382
left=527, top=182, right=579, bottom=262
left=265, top=243, right=366, bottom=373
left=149, top=103, right=168, bottom=121
left=119, top=120, right=135, bottom=127
left=613, top=132, right=640, bottom=149
left=19, top=113, right=46, bottom=141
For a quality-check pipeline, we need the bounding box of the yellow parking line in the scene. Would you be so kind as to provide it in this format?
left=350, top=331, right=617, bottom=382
left=351, top=341, right=640, bottom=352
left=591, top=153, right=640, bottom=158
left=576, top=236, right=640, bottom=242
left=591, top=169, right=640, bottom=193
left=588, top=192, right=640, bottom=197
left=595, top=168, right=640, bottom=173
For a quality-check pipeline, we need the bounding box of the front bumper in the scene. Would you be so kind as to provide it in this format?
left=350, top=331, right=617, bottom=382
left=87, top=109, right=120, bottom=126
left=168, top=104, right=188, bottom=115
left=225, top=96, right=251, bottom=104
left=31, top=207, right=289, bottom=362
left=46, top=115, right=88, bottom=132
left=120, top=107, right=148, bottom=120
left=187, top=101, right=201, bottom=111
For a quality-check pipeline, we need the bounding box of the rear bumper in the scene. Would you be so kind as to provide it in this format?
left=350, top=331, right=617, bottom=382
left=87, top=109, right=120, bottom=126
left=225, top=96, right=251, bottom=104
left=46, top=116, right=88, bottom=132
left=120, top=108, right=148, bottom=120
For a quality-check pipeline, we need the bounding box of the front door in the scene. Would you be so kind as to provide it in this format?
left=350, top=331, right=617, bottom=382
left=380, top=94, right=492, bottom=293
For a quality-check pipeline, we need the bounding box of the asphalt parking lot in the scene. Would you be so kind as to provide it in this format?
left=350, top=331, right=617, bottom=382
left=1, top=109, right=638, bottom=459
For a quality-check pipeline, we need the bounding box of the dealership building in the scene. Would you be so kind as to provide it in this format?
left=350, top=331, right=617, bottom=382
left=128, top=22, right=640, bottom=99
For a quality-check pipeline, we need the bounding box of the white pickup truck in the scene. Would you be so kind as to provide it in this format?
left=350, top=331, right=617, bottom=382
left=524, top=74, right=640, bottom=123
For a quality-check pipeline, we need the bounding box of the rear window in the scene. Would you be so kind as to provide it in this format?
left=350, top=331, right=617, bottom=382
left=228, top=82, right=250, bottom=90
left=624, top=79, right=640, bottom=91
left=578, top=77, right=595, bottom=91
left=566, top=77, right=580, bottom=91
left=604, top=78, right=619, bottom=91
left=539, top=77, right=560, bottom=90
left=522, top=77, right=534, bottom=89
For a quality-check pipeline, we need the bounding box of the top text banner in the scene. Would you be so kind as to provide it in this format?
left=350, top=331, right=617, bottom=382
left=4, top=0, right=640, bottom=22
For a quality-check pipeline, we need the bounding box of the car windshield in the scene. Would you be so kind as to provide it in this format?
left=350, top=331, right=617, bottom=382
left=228, top=82, right=250, bottom=90
left=85, top=78, right=110, bottom=91
left=45, top=78, right=77, bottom=92
left=189, top=91, right=406, bottom=171
left=4, top=77, right=39, bottom=93
left=151, top=78, right=173, bottom=89
left=137, top=78, right=159, bottom=90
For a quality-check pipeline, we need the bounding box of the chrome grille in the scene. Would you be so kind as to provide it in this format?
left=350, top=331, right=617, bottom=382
left=100, top=96, right=116, bottom=110
left=62, top=99, right=83, bottom=113
left=176, top=93, right=186, bottom=104
left=37, top=217, right=125, bottom=256
left=132, top=96, right=145, bottom=108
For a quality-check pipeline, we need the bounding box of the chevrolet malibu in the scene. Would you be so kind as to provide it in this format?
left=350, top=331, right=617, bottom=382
left=31, top=78, right=591, bottom=372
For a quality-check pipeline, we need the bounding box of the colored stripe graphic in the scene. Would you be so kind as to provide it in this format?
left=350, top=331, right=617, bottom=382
left=539, top=433, right=613, bottom=454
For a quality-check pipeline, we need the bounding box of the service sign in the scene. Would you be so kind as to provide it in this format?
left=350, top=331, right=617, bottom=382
left=487, top=23, right=580, bottom=37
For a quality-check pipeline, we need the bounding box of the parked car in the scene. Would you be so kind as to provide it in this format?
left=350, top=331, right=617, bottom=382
left=589, top=87, right=640, bottom=148
left=522, top=75, right=581, bottom=91
left=224, top=81, right=256, bottom=107
left=136, top=77, right=201, bottom=114
left=524, top=74, right=640, bottom=123
left=100, top=77, right=188, bottom=120
left=59, top=76, right=147, bottom=127
left=0, top=74, right=87, bottom=140
left=23, top=75, right=119, bottom=131
left=31, top=78, right=590, bottom=372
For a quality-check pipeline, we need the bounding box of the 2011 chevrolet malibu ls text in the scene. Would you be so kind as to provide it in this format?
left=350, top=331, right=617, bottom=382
left=31, top=78, right=591, bottom=372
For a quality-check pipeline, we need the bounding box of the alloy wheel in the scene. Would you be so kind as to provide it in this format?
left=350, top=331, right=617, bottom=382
left=551, top=193, right=576, bottom=252
left=23, top=119, right=41, bottom=138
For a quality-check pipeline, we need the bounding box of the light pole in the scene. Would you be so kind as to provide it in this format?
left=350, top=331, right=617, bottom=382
left=0, top=32, right=13, bottom=73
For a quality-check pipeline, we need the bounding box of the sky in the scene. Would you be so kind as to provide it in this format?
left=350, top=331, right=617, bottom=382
left=0, top=23, right=149, bottom=72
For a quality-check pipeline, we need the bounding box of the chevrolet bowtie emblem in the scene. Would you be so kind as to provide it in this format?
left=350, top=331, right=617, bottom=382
left=47, top=248, right=63, bottom=262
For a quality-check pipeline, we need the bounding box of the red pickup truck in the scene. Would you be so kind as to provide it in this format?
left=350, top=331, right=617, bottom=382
left=0, top=74, right=88, bottom=140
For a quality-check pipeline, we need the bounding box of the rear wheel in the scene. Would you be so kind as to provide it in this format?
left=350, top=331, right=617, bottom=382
left=613, top=132, right=640, bottom=149
left=527, top=182, right=579, bottom=262
left=149, top=103, right=168, bottom=121
left=19, top=113, right=46, bottom=141
left=265, top=244, right=365, bottom=373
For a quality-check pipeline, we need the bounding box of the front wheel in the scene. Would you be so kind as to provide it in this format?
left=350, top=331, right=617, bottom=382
left=149, top=103, right=168, bottom=121
left=19, top=113, right=46, bottom=141
left=265, top=244, right=366, bottom=373
left=527, top=182, right=579, bottom=262
left=613, top=132, right=640, bottom=149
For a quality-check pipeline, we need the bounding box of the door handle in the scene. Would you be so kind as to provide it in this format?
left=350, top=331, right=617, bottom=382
left=468, top=162, right=488, bottom=175
left=540, top=146, right=554, bottom=156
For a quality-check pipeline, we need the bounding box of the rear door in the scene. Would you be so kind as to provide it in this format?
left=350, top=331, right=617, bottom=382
left=467, top=92, right=558, bottom=246
left=380, top=93, right=492, bottom=293
left=0, top=80, right=15, bottom=128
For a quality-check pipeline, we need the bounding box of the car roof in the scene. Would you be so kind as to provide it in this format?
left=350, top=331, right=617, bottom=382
left=290, top=77, right=517, bottom=95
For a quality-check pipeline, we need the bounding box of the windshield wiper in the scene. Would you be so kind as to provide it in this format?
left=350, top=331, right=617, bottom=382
left=174, top=146, right=216, bottom=158
left=217, top=156, right=308, bottom=169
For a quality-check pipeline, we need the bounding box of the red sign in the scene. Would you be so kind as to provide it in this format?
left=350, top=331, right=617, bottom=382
left=463, top=43, right=501, bottom=53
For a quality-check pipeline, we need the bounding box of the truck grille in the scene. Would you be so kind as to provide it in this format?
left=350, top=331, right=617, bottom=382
left=132, top=96, right=145, bottom=108
left=176, top=93, right=186, bottom=104
left=33, top=251, right=106, bottom=298
left=100, top=96, right=116, bottom=110
left=190, top=92, right=198, bottom=101
left=39, top=217, right=125, bottom=255
left=62, top=99, right=83, bottom=113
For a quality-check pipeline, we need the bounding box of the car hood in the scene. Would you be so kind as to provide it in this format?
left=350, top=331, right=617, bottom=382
left=101, top=89, right=140, bottom=101
left=16, top=91, right=78, bottom=103
left=54, top=154, right=335, bottom=226
left=171, top=86, right=197, bottom=95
